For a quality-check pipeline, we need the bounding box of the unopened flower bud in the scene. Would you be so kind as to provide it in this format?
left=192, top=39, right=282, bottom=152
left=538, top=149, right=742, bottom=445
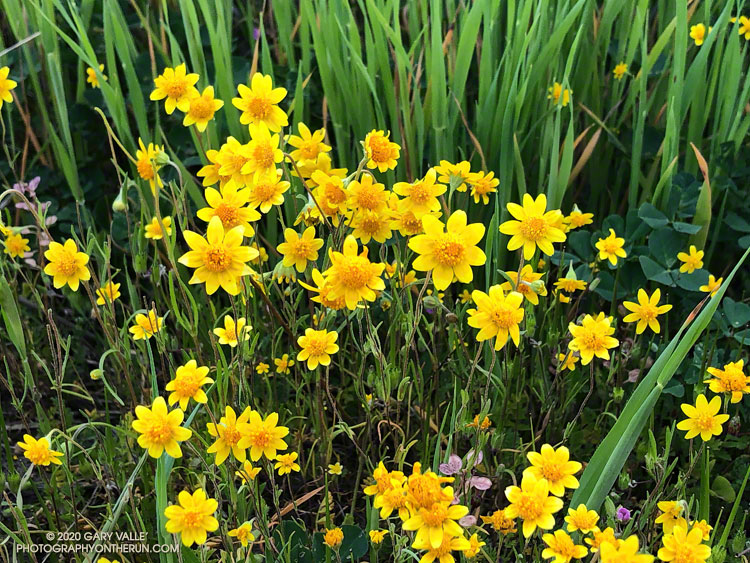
left=90, top=369, right=103, bottom=380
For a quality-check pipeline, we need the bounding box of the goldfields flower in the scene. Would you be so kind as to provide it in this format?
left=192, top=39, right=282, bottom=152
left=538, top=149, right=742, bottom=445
left=131, top=396, right=191, bottom=458
left=500, top=265, right=547, bottom=305
left=129, top=309, right=164, bottom=340
left=412, top=533, right=471, bottom=563
left=86, top=64, right=106, bottom=88
left=658, top=525, right=711, bottom=562
left=214, top=136, right=254, bottom=188
left=247, top=169, right=290, bottom=212
left=558, top=291, right=571, bottom=303
left=346, top=174, right=389, bottom=213
left=323, top=235, right=385, bottom=309
left=677, top=245, right=704, bottom=273
left=557, top=352, right=579, bottom=371
left=244, top=411, right=289, bottom=461
left=481, top=509, right=517, bottom=534
left=600, top=536, right=654, bottom=563
left=541, top=530, right=588, bottom=563
left=43, top=239, right=91, bottom=291
left=299, top=268, right=347, bottom=310
left=166, top=360, right=213, bottom=410
left=393, top=168, right=446, bottom=217
left=464, top=533, right=485, bottom=558
left=467, top=287, right=524, bottom=350
left=655, top=501, right=684, bottom=534
left=373, top=479, right=409, bottom=520
left=95, top=280, right=121, bottom=305
left=4, top=232, right=30, bottom=258
left=144, top=216, right=173, bottom=240
left=525, top=444, right=582, bottom=497
left=467, top=170, right=499, bottom=204
left=554, top=277, right=586, bottom=293
left=328, top=462, right=343, bottom=475
left=392, top=208, right=439, bottom=237
left=241, top=123, right=284, bottom=178
left=213, top=315, right=251, bottom=347
left=565, top=206, right=594, bottom=230
left=207, top=406, right=252, bottom=465
left=363, top=130, right=400, bottom=172
left=17, top=435, right=64, bottom=466
left=178, top=216, right=258, bottom=295
left=403, top=499, right=469, bottom=549
left=164, top=488, right=218, bottom=547
left=311, top=170, right=348, bottom=217
left=183, top=86, right=224, bottom=132
left=232, top=72, right=287, bottom=131
left=198, top=149, right=229, bottom=187
left=409, top=210, right=486, bottom=291
left=323, top=527, right=344, bottom=548
left=135, top=138, right=164, bottom=193
left=256, top=362, right=270, bottom=374
left=568, top=312, right=619, bottom=365
left=586, top=527, right=618, bottom=553
left=295, top=152, right=347, bottom=184
left=548, top=82, right=571, bottom=106
left=197, top=183, right=261, bottom=237
left=274, top=451, right=300, bottom=475
left=688, top=520, right=712, bottom=541
left=287, top=122, right=331, bottom=163
left=504, top=473, right=563, bottom=537
left=690, top=23, right=709, bottom=46
left=613, top=62, right=628, bottom=80
left=150, top=63, right=199, bottom=114
left=435, top=160, right=471, bottom=192
left=458, top=289, right=473, bottom=304
left=277, top=227, right=324, bottom=272
left=705, top=360, right=750, bottom=403
left=236, top=460, right=262, bottom=482
left=699, top=274, right=722, bottom=296
left=677, top=394, right=729, bottom=441
left=404, top=462, right=454, bottom=510
left=565, top=504, right=599, bottom=533
left=364, top=461, right=407, bottom=497
left=369, top=529, right=388, bottom=544
left=595, top=229, right=627, bottom=265
left=0, top=66, right=18, bottom=110
left=297, top=328, right=339, bottom=369
left=622, top=288, right=673, bottom=334
left=274, top=354, right=294, bottom=374
left=499, top=194, right=566, bottom=259
left=228, top=522, right=255, bottom=546
left=739, top=16, right=750, bottom=40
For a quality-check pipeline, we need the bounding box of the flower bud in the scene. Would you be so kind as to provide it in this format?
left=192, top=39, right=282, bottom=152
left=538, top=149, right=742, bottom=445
left=90, top=369, right=103, bottom=380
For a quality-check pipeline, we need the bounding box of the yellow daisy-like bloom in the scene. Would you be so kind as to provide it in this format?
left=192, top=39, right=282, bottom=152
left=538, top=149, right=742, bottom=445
left=214, top=136, right=255, bottom=188
left=435, top=160, right=471, bottom=192
left=500, top=265, right=547, bottom=305
left=557, top=352, right=579, bottom=371
left=565, top=207, right=594, bottom=230
left=131, top=396, right=191, bottom=458
left=739, top=16, right=750, bottom=40
left=568, top=312, right=619, bottom=365
left=363, top=130, right=400, bottom=172
left=403, top=500, right=469, bottom=550
left=328, top=462, right=343, bottom=475
left=228, top=522, right=255, bottom=547
left=213, top=315, right=251, bottom=347
left=0, top=66, right=18, bottom=110
left=144, top=216, right=173, bottom=240
left=458, top=289, right=473, bottom=304
left=183, top=86, right=224, bottom=132
left=524, top=444, right=582, bottom=497
left=393, top=168, right=446, bottom=217
left=178, top=216, right=257, bottom=295
left=197, top=183, right=260, bottom=237
left=689, top=24, right=709, bottom=46
left=244, top=169, right=288, bottom=213
left=705, top=360, right=750, bottom=403
left=287, top=122, right=331, bottom=163
left=541, top=529, right=588, bottom=563
left=299, top=268, right=347, bottom=310
left=275, top=451, right=300, bottom=475
left=297, top=328, right=339, bottom=370
left=613, top=62, right=628, bottom=80
left=499, top=193, right=566, bottom=259
left=585, top=527, right=618, bottom=553
left=86, top=64, right=107, bottom=88
left=686, top=520, right=712, bottom=542
left=207, top=406, right=252, bottom=465
left=403, top=462, right=453, bottom=510
left=4, top=232, right=30, bottom=258
left=622, top=288, right=673, bottom=334
left=274, top=353, right=295, bottom=374
left=676, top=394, right=729, bottom=442
left=554, top=277, right=587, bottom=293
left=600, top=536, right=654, bottom=563
left=467, top=286, right=524, bottom=350
left=166, top=360, right=213, bottom=410
left=369, top=529, right=388, bottom=544
left=346, top=174, right=389, bottom=213
left=392, top=209, right=438, bottom=237
left=323, top=235, right=385, bottom=309
left=504, top=473, right=563, bottom=538
left=95, top=280, right=121, bottom=306
left=324, top=527, right=344, bottom=548
left=595, top=228, right=627, bottom=265
left=351, top=209, right=394, bottom=244
left=43, top=239, right=91, bottom=291
left=467, top=170, right=499, bottom=204
left=677, top=245, right=704, bottom=274
left=565, top=504, right=599, bottom=533
left=409, top=210, right=486, bottom=291
left=481, top=509, right=517, bottom=534
left=311, top=170, right=348, bottom=217
left=244, top=411, right=289, bottom=461
left=129, top=309, right=164, bottom=340
left=17, top=435, right=64, bottom=466
left=658, top=525, right=711, bottom=562
left=232, top=72, right=287, bottom=131
left=412, top=533, right=471, bottom=563
left=464, top=533, right=486, bottom=558
left=164, top=488, right=218, bottom=547
left=135, top=138, right=164, bottom=194
left=294, top=152, right=347, bottom=184
left=150, top=63, right=199, bottom=114
left=277, top=227, right=324, bottom=272
left=256, top=362, right=270, bottom=374
left=548, top=82, right=571, bottom=106
left=655, top=502, right=683, bottom=534
left=699, top=274, right=722, bottom=296
left=236, top=460, right=262, bottom=482
left=241, top=123, right=284, bottom=179
left=197, top=149, right=229, bottom=187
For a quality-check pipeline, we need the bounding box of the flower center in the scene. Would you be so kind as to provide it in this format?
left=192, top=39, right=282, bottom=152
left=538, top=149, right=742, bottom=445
left=248, top=95, right=271, bottom=119
left=215, top=203, right=240, bottom=227
left=582, top=331, right=604, bottom=351
left=299, top=142, right=320, bottom=160
left=409, top=183, right=432, bottom=204
left=324, top=184, right=346, bottom=204
left=253, top=143, right=275, bottom=169
left=354, top=188, right=381, bottom=211
left=145, top=414, right=174, bottom=445
left=638, top=304, right=658, bottom=321
left=603, top=241, right=620, bottom=254
left=420, top=503, right=448, bottom=527
left=694, top=413, right=715, bottom=432
left=360, top=216, right=383, bottom=235
left=137, top=158, right=156, bottom=180
left=252, top=180, right=277, bottom=201
left=291, top=240, right=312, bottom=258
left=517, top=493, right=543, bottom=520
left=27, top=443, right=51, bottom=465
left=174, top=373, right=201, bottom=397
left=305, top=335, right=328, bottom=356
left=182, top=509, right=202, bottom=529
left=338, top=257, right=374, bottom=289
left=164, top=78, right=187, bottom=99
left=434, top=236, right=466, bottom=267
left=222, top=426, right=242, bottom=447
left=56, top=253, right=78, bottom=276
left=540, top=462, right=564, bottom=482
left=204, top=246, right=232, bottom=272
left=490, top=306, right=518, bottom=329
left=368, top=137, right=392, bottom=162
left=190, top=96, right=214, bottom=119
left=249, top=427, right=271, bottom=447
left=519, top=217, right=549, bottom=241
left=551, top=537, right=577, bottom=558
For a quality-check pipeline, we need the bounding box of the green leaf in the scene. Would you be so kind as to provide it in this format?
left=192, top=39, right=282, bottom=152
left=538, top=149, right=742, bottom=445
left=672, top=221, right=703, bottom=234
left=710, top=475, right=736, bottom=503
left=639, top=256, right=676, bottom=286
left=638, top=202, right=669, bottom=229
left=723, top=298, right=750, bottom=328
left=0, top=276, right=26, bottom=357
left=648, top=228, right=684, bottom=268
